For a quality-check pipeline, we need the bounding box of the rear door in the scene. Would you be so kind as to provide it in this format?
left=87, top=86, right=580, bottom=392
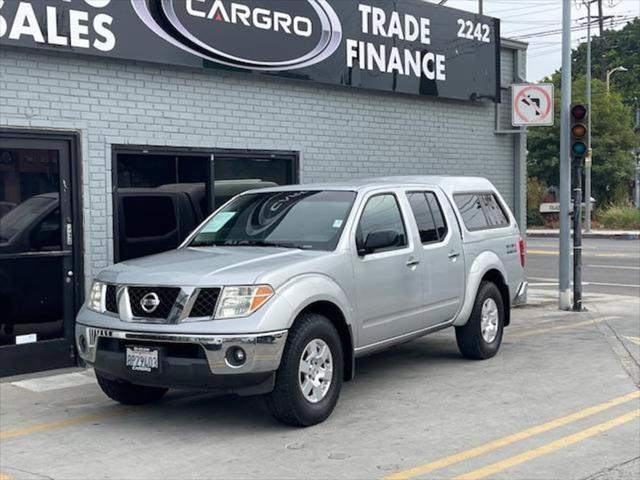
left=406, top=189, right=465, bottom=325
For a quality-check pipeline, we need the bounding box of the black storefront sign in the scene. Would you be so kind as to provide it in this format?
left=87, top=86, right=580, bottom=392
left=0, top=0, right=500, bottom=101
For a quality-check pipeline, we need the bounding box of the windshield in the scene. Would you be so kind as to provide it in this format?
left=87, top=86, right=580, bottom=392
left=190, top=190, right=356, bottom=251
left=0, top=194, right=57, bottom=243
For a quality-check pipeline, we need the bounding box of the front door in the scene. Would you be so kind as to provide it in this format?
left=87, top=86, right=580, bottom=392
left=0, top=135, right=79, bottom=376
left=353, top=192, right=424, bottom=348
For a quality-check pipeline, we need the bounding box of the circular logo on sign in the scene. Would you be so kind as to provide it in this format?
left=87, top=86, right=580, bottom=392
left=140, top=292, right=160, bottom=313
left=131, top=0, right=342, bottom=71
left=84, top=0, right=112, bottom=8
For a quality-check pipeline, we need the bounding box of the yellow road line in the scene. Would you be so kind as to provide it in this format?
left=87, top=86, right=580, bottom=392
left=0, top=473, right=12, bottom=480
left=0, top=408, right=131, bottom=441
left=508, top=316, right=620, bottom=339
left=527, top=249, right=558, bottom=256
left=383, top=391, right=640, bottom=480
left=625, top=336, right=640, bottom=346
left=453, top=409, right=640, bottom=480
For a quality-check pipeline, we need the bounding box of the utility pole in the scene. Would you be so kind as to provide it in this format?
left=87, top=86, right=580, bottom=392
left=584, top=1, right=593, bottom=232
left=559, top=0, right=572, bottom=310
left=598, top=0, right=606, bottom=81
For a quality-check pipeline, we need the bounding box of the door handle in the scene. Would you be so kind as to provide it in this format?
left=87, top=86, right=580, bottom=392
left=448, top=252, right=461, bottom=260
left=406, top=257, right=421, bottom=268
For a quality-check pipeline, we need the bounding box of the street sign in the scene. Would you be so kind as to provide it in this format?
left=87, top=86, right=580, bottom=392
left=512, top=83, right=555, bottom=127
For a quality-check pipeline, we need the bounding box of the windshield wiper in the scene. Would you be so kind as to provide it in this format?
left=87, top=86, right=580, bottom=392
left=189, top=241, right=226, bottom=247
left=191, top=240, right=310, bottom=249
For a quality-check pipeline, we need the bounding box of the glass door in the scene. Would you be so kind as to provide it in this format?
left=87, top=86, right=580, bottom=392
left=0, top=137, right=77, bottom=376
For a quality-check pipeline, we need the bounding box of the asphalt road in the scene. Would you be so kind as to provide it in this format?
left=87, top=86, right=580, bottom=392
left=526, top=236, right=640, bottom=297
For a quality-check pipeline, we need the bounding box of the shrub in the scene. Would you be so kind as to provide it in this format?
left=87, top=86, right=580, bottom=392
left=527, top=177, right=547, bottom=213
left=527, top=208, right=545, bottom=227
left=596, top=203, right=640, bottom=230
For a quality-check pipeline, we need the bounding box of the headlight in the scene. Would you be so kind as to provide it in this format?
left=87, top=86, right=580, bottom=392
left=87, top=280, right=105, bottom=312
left=215, top=285, right=274, bottom=319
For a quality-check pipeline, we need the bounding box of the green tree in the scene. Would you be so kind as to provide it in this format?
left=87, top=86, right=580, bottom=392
left=572, top=18, right=640, bottom=109
left=527, top=75, right=638, bottom=204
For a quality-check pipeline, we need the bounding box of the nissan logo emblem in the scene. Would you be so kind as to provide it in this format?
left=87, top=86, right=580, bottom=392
left=140, top=292, right=160, bottom=313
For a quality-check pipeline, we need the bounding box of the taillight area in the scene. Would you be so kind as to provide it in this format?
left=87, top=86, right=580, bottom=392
left=518, top=236, right=526, bottom=268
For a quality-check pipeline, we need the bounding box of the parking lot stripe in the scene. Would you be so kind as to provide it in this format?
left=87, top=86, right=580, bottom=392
left=383, top=391, right=640, bottom=480
left=453, top=409, right=640, bottom=480
left=0, top=408, right=130, bottom=441
left=507, top=316, right=620, bottom=339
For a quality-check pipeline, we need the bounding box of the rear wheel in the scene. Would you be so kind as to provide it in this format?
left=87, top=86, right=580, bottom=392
left=95, top=372, right=167, bottom=405
left=265, top=313, right=343, bottom=427
left=456, top=281, right=505, bottom=360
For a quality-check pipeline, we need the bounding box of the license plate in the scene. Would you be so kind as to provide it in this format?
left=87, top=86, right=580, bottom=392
left=126, top=346, right=160, bottom=372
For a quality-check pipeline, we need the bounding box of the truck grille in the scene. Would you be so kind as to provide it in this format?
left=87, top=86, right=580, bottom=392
left=189, top=288, right=221, bottom=318
left=105, top=285, right=118, bottom=314
left=128, top=286, right=180, bottom=319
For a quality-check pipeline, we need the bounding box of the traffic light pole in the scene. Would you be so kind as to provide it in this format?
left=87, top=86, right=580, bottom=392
left=559, top=0, right=572, bottom=310
left=573, top=158, right=583, bottom=311
left=584, top=0, right=593, bottom=232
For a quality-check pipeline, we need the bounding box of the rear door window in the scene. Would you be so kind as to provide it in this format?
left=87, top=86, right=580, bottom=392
left=426, top=192, right=448, bottom=240
left=407, top=192, right=448, bottom=244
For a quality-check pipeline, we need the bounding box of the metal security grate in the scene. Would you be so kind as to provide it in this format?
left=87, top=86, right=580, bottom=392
left=128, top=286, right=180, bottom=319
left=189, top=288, right=221, bottom=318
left=105, top=285, right=118, bottom=314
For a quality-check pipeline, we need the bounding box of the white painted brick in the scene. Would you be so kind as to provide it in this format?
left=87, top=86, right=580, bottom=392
left=0, top=47, right=523, bottom=276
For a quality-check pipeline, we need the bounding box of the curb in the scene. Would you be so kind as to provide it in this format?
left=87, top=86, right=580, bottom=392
left=527, top=230, right=640, bottom=240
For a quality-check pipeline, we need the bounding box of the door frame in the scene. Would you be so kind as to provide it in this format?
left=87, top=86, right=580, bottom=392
left=0, top=128, right=84, bottom=376
left=111, top=145, right=300, bottom=263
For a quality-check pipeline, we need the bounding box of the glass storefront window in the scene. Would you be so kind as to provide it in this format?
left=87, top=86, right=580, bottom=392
left=113, top=148, right=298, bottom=261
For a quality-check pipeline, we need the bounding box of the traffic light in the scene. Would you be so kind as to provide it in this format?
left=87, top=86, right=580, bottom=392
left=570, top=103, right=588, bottom=158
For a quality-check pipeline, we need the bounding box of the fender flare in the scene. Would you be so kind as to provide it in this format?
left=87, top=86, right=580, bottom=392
left=278, top=273, right=356, bottom=380
left=453, top=252, right=509, bottom=327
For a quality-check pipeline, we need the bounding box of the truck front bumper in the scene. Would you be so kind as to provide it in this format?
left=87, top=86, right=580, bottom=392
left=75, top=324, right=288, bottom=392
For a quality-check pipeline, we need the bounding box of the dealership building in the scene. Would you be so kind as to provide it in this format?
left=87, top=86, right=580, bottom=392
left=0, top=0, right=527, bottom=376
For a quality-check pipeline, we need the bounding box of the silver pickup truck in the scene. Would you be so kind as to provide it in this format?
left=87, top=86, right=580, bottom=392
left=76, top=176, right=527, bottom=426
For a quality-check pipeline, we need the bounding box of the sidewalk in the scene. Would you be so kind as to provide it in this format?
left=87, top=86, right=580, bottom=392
left=528, top=229, right=640, bottom=239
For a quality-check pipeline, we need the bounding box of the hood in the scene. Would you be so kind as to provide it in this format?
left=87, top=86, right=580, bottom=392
left=97, top=246, right=329, bottom=287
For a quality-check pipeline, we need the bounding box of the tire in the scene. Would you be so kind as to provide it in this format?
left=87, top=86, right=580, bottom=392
left=265, top=313, right=344, bottom=427
left=95, top=372, right=168, bottom=405
left=456, top=281, right=505, bottom=360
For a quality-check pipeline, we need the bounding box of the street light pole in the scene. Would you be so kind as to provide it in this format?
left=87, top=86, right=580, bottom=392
left=584, top=0, right=593, bottom=232
left=606, top=66, right=628, bottom=94
left=559, top=0, right=572, bottom=310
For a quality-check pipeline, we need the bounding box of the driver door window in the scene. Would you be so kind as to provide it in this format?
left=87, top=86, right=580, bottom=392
left=356, top=194, right=407, bottom=254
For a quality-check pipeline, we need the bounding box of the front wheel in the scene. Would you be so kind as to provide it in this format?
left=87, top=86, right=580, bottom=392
left=265, top=313, right=343, bottom=427
left=456, top=281, right=505, bottom=360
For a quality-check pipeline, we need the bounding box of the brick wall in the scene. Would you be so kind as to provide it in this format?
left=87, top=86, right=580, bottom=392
left=0, top=47, right=523, bottom=281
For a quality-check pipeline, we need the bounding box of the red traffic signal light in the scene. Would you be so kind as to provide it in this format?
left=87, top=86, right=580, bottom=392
left=571, top=104, right=588, bottom=121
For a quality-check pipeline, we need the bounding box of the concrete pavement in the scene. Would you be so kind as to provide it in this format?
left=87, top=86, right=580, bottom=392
left=1, top=291, right=639, bottom=480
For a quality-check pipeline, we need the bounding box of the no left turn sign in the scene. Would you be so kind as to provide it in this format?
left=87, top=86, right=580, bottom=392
left=512, top=83, right=554, bottom=127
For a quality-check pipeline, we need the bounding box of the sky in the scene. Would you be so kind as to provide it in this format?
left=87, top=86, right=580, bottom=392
left=424, top=0, right=640, bottom=81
